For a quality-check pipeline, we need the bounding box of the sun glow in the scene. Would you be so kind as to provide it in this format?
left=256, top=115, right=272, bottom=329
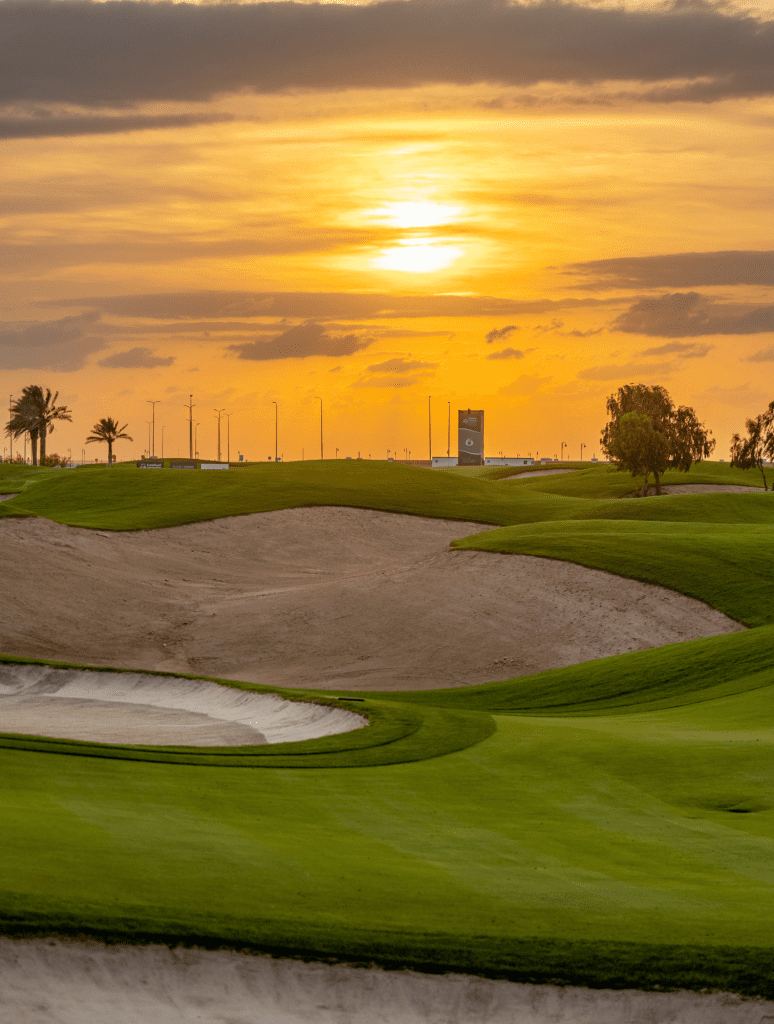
left=374, top=200, right=463, bottom=228
left=371, top=241, right=462, bottom=273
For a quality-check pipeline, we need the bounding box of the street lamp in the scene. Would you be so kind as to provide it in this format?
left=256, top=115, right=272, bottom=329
left=161, top=427, right=165, bottom=459
left=580, top=442, right=586, bottom=461
left=194, top=421, right=200, bottom=458
left=147, top=399, right=159, bottom=456
left=315, top=397, right=323, bottom=459
left=561, top=441, right=567, bottom=461
left=447, top=401, right=451, bottom=457
left=146, top=421, right=152, bottom=457
left=272, top=401, right=278, bottom=462
left=225, top=412, right=232, bottom=464
left=214, top=408, right=225, bottom=461
left=335, top=447, right=339, bottom=459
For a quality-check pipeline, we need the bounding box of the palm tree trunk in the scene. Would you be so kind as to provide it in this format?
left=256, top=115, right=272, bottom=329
left=39, top=426, right=47, bottom=465
left=29, top=429, right=38, bottom=466
left=107, top=440, right=113, bottom=466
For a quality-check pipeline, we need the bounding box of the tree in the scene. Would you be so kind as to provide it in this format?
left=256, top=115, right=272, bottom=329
left=33, top=387, right=73, bottom=465
left=6, top=387, right=41, bottom=465
left=6, top=386, right=72, bottom=465
left=729, top=401, right=774, bottom=490
left=86, top=417, right=132, bottom=466
left=601, top=384, right=715, bottom=495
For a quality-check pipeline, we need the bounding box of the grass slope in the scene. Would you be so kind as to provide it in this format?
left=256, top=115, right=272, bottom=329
left=2, top=459, right=774, bottom=992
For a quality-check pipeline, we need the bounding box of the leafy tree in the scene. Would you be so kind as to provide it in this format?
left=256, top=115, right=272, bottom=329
left=86, top=417, right=132, bottom=466
left=41, top=453, right=69, bottom=468
left=6, top=386, right=72, bottom=465
left=730, top=401, right=774, bottom=490
left=601, top=383, right=715, bottom=495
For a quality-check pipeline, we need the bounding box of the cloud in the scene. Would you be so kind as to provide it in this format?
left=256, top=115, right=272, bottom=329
left=701, top=383, right=767, bottom=406
left=564, top=250, right=774, bottom=289
left=0, top=311, right=104, bottom=371
left=611, top=292, right=774, bottom=337
left=577, top=361, right=675, bottom=381
left=353, top=374, right=428, bottom=389
left=747, top=345, right=774, bottom=362
left=227, top=322, right=371, bottom=361
left=4, top=1, right=774, bottom=105
left=487, top=347, right=524, bottom=360
left=639, top=340, right=713, bottom=358
left=97, top=347, right=175, bottom=368
left=0, top=111, right=234, bottom=140
left=485, top=325, right=519, bottom=344
left=40, top=291, right=614, bottom=321
left=365, top=357, right=438, bottom=374
left=499, top=374, right=552, bottom=396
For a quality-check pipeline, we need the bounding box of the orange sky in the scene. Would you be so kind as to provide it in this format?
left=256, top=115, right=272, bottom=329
left=3, top=0, right=774, bottom=463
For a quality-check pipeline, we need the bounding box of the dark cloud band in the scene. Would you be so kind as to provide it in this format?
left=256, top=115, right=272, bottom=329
left=2, top=0, right=774, bottom=105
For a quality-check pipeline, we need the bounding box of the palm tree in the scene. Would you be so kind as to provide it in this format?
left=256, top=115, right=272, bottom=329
left=34, top=387, right=73, bottom=464
left=86, top=417, right=132, bottom=466
left=6, top=390, right=40, bottom=464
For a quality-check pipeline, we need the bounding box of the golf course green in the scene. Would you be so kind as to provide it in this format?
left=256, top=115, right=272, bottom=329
left=1, top=459, right=773, bottom=997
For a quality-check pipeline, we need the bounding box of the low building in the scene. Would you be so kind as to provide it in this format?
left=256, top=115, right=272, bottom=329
left=483, top=457, right=535, bottom=467
left=431, top=456, right=459, bottom=468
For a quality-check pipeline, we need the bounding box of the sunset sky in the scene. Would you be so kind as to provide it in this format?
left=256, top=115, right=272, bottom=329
left=3, top=0, right=774, bottom=463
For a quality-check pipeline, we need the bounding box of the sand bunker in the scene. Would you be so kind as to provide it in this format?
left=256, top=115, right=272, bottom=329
left=0, top=663, right=364, bottom=746
left=0, top=507, right=742, bottom=691
left=1, top=937, right=771, bottom=1024
left=503, top=468, right=576, bottom=480
left=660, top=483, right=764, bottom=495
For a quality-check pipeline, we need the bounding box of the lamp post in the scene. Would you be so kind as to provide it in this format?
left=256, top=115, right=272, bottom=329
left=315, top=397, right=323, bottom=459
left=161, top=427, right=165, bottom=459
left=214, top=408, right=225, bottom=461
left=561, top=441, right=566, bottom=461
left=194, top=421, right=200, bottom=458
left=8, top=395, right=12, bottom=463
left=428, top=395, right=432, bottom=461
left=447, top=401, right=451, bottom=457
left=146, top=421, right=152, bottom=457
left=580, top=442, right=586, bottom=461
left=335, top=447, right=339, bottom=459
left=185, top=395, right=194, bottom=459
left=147, top=399, right=159, bottom=456
left=272, top=401, right=277, bottom=462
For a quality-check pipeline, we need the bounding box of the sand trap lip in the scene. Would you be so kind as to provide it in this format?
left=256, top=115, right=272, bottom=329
left=1, top=937, right=770, bottom=1024
left=0, top=492, right=19, bottom=502
left=628, top=484, right=766, bottom=497
left=0, top=664, right=366, bottom=747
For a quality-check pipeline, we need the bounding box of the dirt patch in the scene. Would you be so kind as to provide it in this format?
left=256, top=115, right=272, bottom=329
left=0, top=507, right=743, bottom=691
left=1, top=938, right=770, bottom=1024
left=0, top=493, right=19, bottom=502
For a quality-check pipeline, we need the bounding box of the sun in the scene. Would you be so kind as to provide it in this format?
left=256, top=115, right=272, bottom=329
left=375, top=201, right=463, bottom=228
left=371, top=241, right=462, bottom=273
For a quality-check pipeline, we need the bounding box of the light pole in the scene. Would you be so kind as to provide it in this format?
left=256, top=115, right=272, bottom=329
left=561, top=441, right=566, bottom=461
left=335, top=447, right=339, bottom=459
left=161, top=427, right=165, bottom=459
left=272, top=401, right=278, bottom=462
left=194, top=421, right=200, bottom=458
left=146, top=422, right=152, bottom=457
left=8, top=395, right=12, bottom=463
left=428, top=395, right=432, bottom=461
left=214, top=408, right=225, bottom=461
left=185, top=395, right=194, bottom=459
left=225, top=412, right=232, bottom=464
left=315, top=397, right=323, bottom=459
left=147, top=399, right=159, bottom=456
left=447, top=401, right=451, bottom=457
left=580, top=442, right=586, bottom=461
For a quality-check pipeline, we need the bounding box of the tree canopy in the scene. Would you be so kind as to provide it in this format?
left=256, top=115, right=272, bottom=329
left=600, top=384, right=715, bottom=495
left=730, top=401, right=774, bottom=490
left=5, top=385, right=72, bottom=466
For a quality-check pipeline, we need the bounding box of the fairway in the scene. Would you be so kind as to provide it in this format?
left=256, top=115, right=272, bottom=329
left=1, top=459, right=773, bottom=1015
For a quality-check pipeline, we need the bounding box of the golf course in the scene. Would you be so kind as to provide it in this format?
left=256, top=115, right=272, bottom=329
left=1, top=458, right=773, bottom=1020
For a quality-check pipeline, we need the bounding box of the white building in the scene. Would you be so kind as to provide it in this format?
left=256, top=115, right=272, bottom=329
left=483, top=457, right=535, bottom=467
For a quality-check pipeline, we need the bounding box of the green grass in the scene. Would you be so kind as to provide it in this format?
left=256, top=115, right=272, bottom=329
left=2, top=457, right=774, bottom=993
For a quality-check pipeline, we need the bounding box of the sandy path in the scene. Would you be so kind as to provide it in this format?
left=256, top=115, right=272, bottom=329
left=1, top=938, right=770, bottom=1024
left=0, top=507, right=742, bottom=691
left=0, top=664, right=364, bottom=746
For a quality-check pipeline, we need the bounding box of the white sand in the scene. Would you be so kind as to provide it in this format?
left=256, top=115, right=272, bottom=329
left=0, top=663, right=364, bottom=746
left=1, top=938, right=771, bottom=1024
left=0, top=507, right=742, bottom=692
left=659, top=484, right=765, bottom=495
